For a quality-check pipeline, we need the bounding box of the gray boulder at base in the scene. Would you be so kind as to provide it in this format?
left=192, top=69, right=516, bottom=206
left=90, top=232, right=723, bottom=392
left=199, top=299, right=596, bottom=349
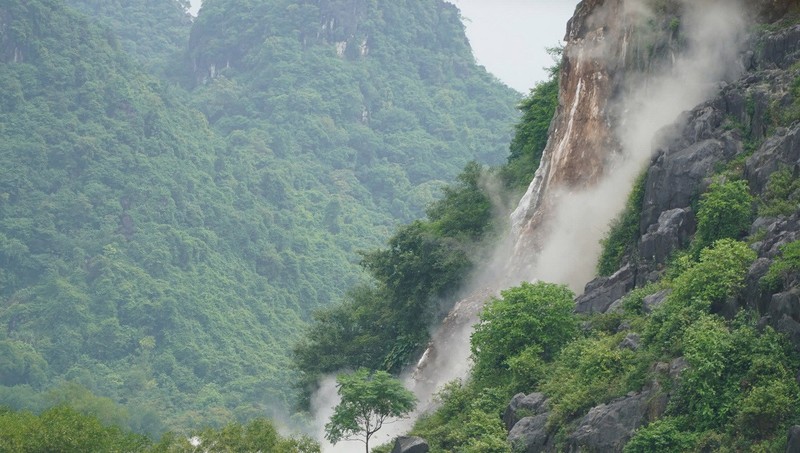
left=567, top=391, right=652, bottom=452
left=391, top=436, right=429, bottom=453
left=787, top=425, right=800, bottom=453
left=508, top=414, right=551, bottom=453
left=504, top=392, right=548, bottom=431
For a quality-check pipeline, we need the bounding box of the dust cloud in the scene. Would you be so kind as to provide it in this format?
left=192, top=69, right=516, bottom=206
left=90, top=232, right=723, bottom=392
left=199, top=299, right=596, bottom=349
left=310, top=0, right=749, bottom=451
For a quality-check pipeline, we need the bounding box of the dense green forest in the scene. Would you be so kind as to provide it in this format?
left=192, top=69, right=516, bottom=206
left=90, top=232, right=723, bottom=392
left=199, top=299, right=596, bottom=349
left=0, top=0, right=521, bottom=436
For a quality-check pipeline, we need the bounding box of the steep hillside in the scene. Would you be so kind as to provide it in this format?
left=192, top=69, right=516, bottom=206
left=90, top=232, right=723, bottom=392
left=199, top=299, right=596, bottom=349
left=0, top=0, right=521, bottom=435
left=64, top=0, right=192, bottom=71
left=393, top=1, right=800, bottom=452
left=185, top=0, right=518, bottom=223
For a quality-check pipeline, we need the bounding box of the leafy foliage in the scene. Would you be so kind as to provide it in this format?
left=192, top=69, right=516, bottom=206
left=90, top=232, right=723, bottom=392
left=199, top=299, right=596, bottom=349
left=694, top=179, right=754, bottom=252
left=471, top=282, right=578, bottom=388
left=597, top=171, right=647, bottom=276
left=0, top=0, right=520, bottom=432
left=63, top=0, right=192, bottom=72
left=759, top=166, right=800, bottom=217
left=325, top=369, right=416, bottom=452
left=411, top=380, right=510, bottom=453
left=0, top=405, right=150, bottom=452
left=0, top=403, right=319, bottom=452
left=762, top=239, right=800, bottom=291
left=624, top=417, right=697, bottom=453
left=541, top=333, right=647, bottom=427
left=646, top=239, right=756, bottom=354
left=500, top=74, right=560, bottom=189
left=171, top=418, right=320, bottom=452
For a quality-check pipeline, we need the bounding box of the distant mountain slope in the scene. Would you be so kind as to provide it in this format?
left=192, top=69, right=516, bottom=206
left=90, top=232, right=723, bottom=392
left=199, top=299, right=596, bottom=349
left=64, top=0, right=192, bottom=71
left=0, top=0, right=520, bottom=433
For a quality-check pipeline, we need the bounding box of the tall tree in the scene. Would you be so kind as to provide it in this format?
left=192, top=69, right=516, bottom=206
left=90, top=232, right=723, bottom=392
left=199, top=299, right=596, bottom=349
left=325, top=369, right=416, bottom=453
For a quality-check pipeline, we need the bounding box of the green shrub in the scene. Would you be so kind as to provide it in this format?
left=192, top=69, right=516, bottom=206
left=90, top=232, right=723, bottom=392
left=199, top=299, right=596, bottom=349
left=411, top=380, right=510, bottom=453
left=762, top=239, right=800, bottom=291
left=501, top=74, right=559, bottom=189
left=669, top=313, right=799, bottom=442
left=597, top=171, right=647, bottom=276
left=759, top=167, right=800, bottom=217
left=624, top=417, right=697, bottom=453
left=676, top=315, right=736, bottom=429
left=694, top=179, right=754, bottom=252
left=735, top=379, right=798, bottom=438
left=541, top=334, right=640, bottom=426
left=471, top=282, right=578, bottom=387
left=645, top=239, right=756, bottom=354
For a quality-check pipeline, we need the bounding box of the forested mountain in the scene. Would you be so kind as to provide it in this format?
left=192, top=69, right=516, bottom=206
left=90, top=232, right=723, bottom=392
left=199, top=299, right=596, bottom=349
left=63, top=0, right=192, bottom=71
left=8, top=0, right=800, bottom=451
left=0, top=0, right=519, bottom=435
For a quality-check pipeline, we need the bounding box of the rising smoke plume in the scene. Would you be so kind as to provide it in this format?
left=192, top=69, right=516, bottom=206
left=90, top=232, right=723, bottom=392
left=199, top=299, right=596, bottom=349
left=310, top=0, right=750, bottom=450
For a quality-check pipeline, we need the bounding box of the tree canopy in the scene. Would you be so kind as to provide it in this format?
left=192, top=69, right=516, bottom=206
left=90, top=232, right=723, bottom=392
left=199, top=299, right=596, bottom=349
left=325, top=368, right=416, bottom=453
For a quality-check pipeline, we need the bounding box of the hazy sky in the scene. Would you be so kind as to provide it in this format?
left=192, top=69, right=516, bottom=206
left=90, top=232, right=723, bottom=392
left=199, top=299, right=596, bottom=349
left=187, top=0, right=579, bottom=92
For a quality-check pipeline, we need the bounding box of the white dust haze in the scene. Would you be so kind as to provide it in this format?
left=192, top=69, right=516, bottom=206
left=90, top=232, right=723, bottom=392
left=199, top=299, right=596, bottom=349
left=310, top=0, right=749, bottom=451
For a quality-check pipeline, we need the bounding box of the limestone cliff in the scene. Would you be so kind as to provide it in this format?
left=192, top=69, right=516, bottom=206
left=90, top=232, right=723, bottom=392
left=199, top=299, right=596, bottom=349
left=505, top=1, right=800, bottom=451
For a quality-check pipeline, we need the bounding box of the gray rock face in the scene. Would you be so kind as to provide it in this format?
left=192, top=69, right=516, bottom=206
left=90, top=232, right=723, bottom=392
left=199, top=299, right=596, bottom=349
left=567, top=391, right=652, bottom=452
left=745, top=123, right=800, bottom=195
left=640, top=127, right=736, bottom=233
left=786, top=425, right=800, bottom=453
left=504, top=392, right=549, bottom=431
left=757, top=24, right=800, bottom=69
left=391, top=436, right=429, bottom=453
left=576, top=265, right=636, bottom=314
left=642, top=289, right=670, bottom=314
left=639, top=208, right=695, bottom=266
left=619, top=333, right=641, bottom=351
left=508, top=414, right=552, bottom=453
left=669, top=357, right=689, bottom=380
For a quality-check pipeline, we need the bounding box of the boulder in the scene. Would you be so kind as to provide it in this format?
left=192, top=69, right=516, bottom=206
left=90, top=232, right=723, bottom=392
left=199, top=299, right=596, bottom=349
left=639, top=208, right=695, bottom=266
left=390, top=436, right=429, bottom=453
left=787, top=425, right=800, bottom=453
left=508, top=414, right=551, bottom=453
left=504, top=392, right=548, bottom=431
left=669, top=357, right=689, bottom=380
left=642, top=289, right=670, bottom=314
left=619, top=333, right=641, bottom=351
left=576, top=265, right=636, bottom=314
left=567, top=391, right=652, bottom=452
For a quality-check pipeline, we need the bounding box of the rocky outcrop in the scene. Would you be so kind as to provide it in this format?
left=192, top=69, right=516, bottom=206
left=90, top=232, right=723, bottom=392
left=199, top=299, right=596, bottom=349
left=508, top=414, right=552, bottom=453
left=575, top=265, right=636, bottom=314
left=639, top=208, right=695, bottom=266
left=506, top=393, right=554, bottom=453
left=639, top=108, right=738, bottom=232
left=566, top=391, right=652, bottom=452
left=391, top=436, right=429, bottom=453
left=504, top=392, right=549, bottom=431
